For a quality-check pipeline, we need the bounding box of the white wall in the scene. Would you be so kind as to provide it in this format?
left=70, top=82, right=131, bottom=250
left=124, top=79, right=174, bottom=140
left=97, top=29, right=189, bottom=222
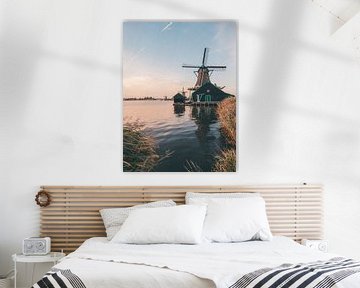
left=1, top=0, right=360, bottom=285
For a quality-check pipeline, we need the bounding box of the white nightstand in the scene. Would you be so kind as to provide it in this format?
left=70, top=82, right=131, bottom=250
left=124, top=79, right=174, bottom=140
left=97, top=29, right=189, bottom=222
left=301, top=239, right=328, bottom=252
left=12, top=252, right=65, bottom=288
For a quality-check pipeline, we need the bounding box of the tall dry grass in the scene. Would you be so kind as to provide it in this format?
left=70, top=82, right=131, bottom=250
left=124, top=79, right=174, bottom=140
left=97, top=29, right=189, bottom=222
left=213, top=149, right=236, bottom=172
left=214, top=97, right=236, bottom=172
left=185, top=160, right=203, bottom=172
left=123, top=121, right=160, bottom=172
left=216, top=97, right=236, bottom=146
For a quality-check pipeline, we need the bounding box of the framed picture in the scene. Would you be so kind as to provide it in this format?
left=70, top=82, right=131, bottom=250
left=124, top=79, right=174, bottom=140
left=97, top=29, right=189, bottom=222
left=123, top=21, right=237, bottom=172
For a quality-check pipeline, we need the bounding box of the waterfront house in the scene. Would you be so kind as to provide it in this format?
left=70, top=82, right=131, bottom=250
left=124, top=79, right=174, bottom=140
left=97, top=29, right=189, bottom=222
left=191, top=82, right=233, bottom=103
left=173, top=92, right=186, bottom=104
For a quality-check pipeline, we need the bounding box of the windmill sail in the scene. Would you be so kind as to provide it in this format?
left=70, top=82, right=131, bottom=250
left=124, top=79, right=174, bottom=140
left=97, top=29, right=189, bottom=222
left=202, top=47, right=208, bottom=66
left=182, top=48, right=226, bottom=89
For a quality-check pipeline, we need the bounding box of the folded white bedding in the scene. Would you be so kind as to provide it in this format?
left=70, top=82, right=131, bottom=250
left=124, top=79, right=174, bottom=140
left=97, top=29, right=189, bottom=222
left=53, top=237, right=360, bottom=288
left=55, top=258, right=214, bottom=288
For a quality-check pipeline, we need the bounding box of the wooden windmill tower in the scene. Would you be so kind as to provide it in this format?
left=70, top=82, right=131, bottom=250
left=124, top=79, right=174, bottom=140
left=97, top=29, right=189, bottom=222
left=182, top=48, right=226, bottom=90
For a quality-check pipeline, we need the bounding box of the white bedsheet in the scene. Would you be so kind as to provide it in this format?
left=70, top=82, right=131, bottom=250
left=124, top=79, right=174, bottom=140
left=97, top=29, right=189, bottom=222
left=54, top=237, right=360, bottom=288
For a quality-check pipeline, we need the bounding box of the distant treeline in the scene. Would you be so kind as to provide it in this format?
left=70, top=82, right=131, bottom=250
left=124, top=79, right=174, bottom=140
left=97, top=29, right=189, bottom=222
left=124, top=97, right=172, bottom=101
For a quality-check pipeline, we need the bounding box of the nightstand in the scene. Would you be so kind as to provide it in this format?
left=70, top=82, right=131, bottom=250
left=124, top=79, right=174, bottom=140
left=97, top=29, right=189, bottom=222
left=12, top=252, right=65, bottom=288
left=301, top=239, right=328, bottom=252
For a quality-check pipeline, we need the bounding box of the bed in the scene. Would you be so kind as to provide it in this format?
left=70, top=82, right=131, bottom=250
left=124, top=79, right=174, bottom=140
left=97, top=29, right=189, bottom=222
left=33, top=236, right=360, bottom=288
left=33, top=185, right=360, bottom=288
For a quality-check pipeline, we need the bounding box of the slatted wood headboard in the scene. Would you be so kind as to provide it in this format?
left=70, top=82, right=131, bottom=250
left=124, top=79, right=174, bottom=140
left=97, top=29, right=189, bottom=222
left=39, top=184, right=323, bottom=253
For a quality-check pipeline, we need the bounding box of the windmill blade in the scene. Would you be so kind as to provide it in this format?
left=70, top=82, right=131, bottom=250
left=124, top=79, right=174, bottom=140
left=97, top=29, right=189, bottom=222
left=207, top=65, right=226, bottom=69
left=182, top=65, right=201, bottom=68
left=202, top=48, right=209, bottom=66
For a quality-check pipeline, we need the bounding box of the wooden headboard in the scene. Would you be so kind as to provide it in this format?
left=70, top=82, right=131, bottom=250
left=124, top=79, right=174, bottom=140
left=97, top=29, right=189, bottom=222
left=39, top=184, right=323, bottom=253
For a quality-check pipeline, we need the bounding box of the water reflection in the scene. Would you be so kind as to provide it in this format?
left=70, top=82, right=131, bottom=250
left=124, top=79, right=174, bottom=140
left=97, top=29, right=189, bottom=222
left=191, top=106, right=218, bottom=144
left=173, top=104, right=185, bottom=116
left=124, top=101, right=222, bottom=172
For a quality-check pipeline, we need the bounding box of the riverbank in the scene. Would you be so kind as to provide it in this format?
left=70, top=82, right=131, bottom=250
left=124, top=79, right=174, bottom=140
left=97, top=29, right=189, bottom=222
left=213, top=97, right=236, bottom=172
left=123, top=121, right=160, bottom=172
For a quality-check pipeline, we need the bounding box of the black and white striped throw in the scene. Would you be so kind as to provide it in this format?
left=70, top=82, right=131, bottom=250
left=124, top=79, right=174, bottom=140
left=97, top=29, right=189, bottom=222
left=229, top=257, right=360, bottom=288
left=32, top=268, right=86, bottom=288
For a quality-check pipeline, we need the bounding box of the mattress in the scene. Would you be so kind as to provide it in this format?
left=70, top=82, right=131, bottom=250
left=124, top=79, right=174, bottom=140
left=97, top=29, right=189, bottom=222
left=35, top=236, right=360, bottom=288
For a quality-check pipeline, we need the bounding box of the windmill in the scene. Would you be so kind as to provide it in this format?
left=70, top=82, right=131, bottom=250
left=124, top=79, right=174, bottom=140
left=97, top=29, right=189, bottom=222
left=182, top=48, right=226, bottom=90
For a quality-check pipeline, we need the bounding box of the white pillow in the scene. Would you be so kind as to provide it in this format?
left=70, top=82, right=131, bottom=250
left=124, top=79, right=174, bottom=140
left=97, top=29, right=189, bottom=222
left=111, top=205, right=207, bottom=244
left=100, top=200, right=176, bottom=240
left=202, top=197, right=272, bottom=243
left=186, top=192, right=259, bottom=204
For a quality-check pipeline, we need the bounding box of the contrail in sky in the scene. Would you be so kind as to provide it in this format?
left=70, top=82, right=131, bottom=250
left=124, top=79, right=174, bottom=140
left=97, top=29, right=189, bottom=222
left=161, top=22, right=173, bottom=32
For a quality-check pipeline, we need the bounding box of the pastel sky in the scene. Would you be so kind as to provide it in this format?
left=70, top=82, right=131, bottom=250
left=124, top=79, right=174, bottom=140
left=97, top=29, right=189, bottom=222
left=123, top=21, right=237, bottom=98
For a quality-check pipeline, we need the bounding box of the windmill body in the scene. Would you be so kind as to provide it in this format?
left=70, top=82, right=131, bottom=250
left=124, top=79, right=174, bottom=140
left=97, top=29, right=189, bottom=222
left=181, top=48, right=232, bottom=104
left=183, top=48, right=226, bottom=90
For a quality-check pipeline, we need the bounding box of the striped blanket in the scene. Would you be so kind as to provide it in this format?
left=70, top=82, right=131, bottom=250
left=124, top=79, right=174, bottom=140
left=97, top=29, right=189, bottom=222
left=230, top=258, right=360, bottom=288
left=32, top=268, right=86, bottom=288
left=32, top=258, right=359, bottom=288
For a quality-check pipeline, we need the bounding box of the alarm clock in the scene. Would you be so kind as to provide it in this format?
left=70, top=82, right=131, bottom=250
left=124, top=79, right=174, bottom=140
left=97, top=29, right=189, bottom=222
left=301, top=239, right=328, bottom=252
left=23, top=237, right=51, bottom=255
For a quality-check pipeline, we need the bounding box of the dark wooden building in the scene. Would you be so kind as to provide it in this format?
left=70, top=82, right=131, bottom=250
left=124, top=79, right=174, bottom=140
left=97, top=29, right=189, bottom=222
left=191, top=82, right=232, bottom=103
left=173, top=92, right=186, bottom=104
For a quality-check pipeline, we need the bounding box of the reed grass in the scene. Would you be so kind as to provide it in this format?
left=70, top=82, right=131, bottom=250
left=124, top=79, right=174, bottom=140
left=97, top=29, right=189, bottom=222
left=185, top=160, right=203, bottom=172
left=213, top=97, right=236, bottom=172
left=216, top=97, right=236, bottom=146
left=213, top=148, right=236, bottom=172
left=123, top=121, right=161, bottom=172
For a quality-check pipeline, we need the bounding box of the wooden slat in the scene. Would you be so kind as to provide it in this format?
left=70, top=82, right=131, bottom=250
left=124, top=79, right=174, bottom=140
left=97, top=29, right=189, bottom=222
left=39, top=184, right=323, bottom=253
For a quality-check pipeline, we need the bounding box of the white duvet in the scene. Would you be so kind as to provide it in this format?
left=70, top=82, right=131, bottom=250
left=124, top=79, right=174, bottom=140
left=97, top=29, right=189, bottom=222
left=53, top=237, right=360, bottom=288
